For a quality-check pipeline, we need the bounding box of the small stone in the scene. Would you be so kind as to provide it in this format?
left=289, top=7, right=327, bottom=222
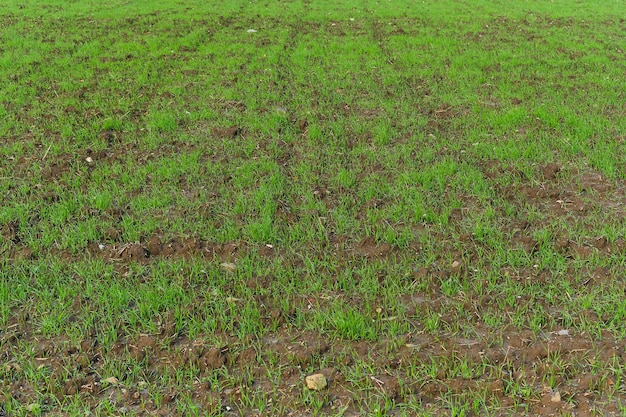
left=103, top=376, right=119, bottom=385
left=26, top=403, right=40, bottom=412
left=451, top=260, right=461, bottom=269
left=305, top=373, right=327, bottom=390
left=220, top=262, right=236, bottom=272
left=5, top=363, right=21, bottom=372
left=551, top=391, right=561, bottom=403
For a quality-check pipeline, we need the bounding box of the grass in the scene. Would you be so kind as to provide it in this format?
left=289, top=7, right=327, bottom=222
left=1, top=0, right=625, bottom=415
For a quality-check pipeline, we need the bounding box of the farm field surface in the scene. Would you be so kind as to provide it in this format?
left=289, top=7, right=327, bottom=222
left=1, top=0, right=625, bottom=415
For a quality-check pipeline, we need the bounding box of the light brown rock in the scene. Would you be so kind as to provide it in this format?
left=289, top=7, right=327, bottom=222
left=305, top=373, right=327, bottom=390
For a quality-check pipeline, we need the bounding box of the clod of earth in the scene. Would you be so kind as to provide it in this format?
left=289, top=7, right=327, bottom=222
left=212, top=125, right=240, bottom=139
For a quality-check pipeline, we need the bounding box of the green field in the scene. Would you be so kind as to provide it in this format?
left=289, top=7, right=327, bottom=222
left=1, top=0, right=625, bottom=415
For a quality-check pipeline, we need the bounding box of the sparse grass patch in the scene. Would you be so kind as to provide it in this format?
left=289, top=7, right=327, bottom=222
left=1, top=0, right=624, bottom=415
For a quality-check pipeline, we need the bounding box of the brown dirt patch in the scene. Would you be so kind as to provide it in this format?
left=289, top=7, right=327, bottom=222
left=212, top=125, right=241, bottom=139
